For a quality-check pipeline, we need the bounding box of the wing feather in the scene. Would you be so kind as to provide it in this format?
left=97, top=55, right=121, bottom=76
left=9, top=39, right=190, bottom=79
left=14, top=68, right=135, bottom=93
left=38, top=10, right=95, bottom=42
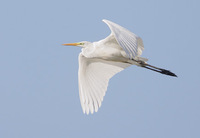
left=103, top=19, right=144, bottom=59
left=78, top=54, right=130, bottom=114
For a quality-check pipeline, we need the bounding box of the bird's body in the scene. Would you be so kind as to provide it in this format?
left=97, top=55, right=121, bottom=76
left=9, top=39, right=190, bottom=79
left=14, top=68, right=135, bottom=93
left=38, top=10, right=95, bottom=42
left=82, top=35, right=129, bottom=62
left=63, top=19, right=177, bottom=114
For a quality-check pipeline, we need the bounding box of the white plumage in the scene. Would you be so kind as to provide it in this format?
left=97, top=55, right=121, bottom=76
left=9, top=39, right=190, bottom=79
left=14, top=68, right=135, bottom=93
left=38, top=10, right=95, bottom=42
left=103, top=20, right=144, bottom=59
left=78, top=54, right=130, bottom=114
left=62, top=19, right=176, bottom=114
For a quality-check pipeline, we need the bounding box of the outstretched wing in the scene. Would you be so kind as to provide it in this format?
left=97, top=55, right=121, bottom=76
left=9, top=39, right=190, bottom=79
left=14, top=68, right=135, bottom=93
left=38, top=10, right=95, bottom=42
left=78, top=54, right=130, bottom=114
left=103, top=19, right=144, bottom=59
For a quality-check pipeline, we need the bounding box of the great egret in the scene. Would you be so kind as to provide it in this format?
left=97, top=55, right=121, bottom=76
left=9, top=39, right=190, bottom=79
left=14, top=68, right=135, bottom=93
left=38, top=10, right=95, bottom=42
left=63, top=19, right=177, bottom=114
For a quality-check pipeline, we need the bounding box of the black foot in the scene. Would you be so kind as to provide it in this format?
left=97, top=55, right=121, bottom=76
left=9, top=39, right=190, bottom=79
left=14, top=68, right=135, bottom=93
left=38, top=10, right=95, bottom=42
left=160, top=69, right=177, bottom=77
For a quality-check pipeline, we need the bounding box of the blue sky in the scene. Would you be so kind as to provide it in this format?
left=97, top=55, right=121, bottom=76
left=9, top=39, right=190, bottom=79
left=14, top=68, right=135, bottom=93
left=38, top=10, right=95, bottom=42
left=0, top=0, right=200, bottom=137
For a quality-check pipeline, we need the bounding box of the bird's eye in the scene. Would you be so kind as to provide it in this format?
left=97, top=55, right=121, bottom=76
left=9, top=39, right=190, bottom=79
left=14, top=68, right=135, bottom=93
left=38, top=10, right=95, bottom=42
left=79, top=43, right=84, bottom=45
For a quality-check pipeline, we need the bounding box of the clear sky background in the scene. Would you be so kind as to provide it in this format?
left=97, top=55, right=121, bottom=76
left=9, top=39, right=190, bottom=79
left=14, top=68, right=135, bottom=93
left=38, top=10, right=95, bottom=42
left=0, top=0, right=200, bottom=138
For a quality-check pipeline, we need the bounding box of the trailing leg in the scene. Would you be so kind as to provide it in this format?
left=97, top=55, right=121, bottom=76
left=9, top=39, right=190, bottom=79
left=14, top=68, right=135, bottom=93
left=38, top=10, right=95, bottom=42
left=137, top=60, right=177, bottom=77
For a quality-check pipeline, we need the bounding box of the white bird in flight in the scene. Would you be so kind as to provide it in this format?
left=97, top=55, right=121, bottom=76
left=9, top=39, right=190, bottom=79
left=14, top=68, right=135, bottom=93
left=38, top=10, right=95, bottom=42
left=62, top=19, right=177, bottom=114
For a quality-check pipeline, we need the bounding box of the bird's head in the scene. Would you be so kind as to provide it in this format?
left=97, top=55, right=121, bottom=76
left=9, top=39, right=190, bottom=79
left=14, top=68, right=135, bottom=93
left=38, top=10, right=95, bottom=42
left=62, top=41, right=92, bottom=48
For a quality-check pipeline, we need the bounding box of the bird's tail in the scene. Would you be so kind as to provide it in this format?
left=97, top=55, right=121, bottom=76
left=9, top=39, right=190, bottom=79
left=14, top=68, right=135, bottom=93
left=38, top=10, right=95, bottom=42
left=136, top=60, right=177, bottom=77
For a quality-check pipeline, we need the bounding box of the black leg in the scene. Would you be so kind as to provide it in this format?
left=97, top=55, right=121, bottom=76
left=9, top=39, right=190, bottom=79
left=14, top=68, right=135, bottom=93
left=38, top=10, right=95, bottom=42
left=137, top=60, right=177, bottom=77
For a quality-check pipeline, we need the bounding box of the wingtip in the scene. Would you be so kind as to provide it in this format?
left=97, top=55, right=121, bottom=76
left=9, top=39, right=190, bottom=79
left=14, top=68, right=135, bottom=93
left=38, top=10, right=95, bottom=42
left=102, top=19, right=107, bottom=22
left=102, top=19, right=111, bottom=23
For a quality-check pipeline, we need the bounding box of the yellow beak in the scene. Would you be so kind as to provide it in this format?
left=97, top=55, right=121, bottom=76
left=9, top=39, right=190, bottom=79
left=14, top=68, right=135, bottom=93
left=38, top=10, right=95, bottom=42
left=62, top=43, right=80, bottom=46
